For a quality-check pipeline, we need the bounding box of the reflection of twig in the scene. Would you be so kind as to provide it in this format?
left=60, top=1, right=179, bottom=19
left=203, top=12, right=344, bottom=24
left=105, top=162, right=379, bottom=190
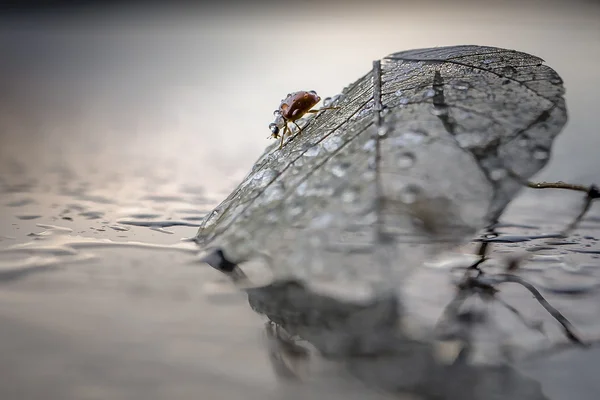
left=435, top=289, right=469, bottom=339
left=489, top=274, right=588, bottom=346
left=450, top=180, right=596, bottom=359
left=495, top=296, right=545, bottom=336
left=521, top=334, right=600, bottom=364
left=451, top=249, right=586, bottom=348
left=434, top=288, right=476, bottom=365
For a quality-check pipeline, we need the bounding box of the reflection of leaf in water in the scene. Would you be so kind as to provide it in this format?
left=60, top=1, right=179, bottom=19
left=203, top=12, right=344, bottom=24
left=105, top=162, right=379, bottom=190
left=196, top=45, right=566, bottom=294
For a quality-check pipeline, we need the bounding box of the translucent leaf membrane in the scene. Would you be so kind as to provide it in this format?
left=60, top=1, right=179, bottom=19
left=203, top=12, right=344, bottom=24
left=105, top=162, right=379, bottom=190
left=196, top=45, right=566, bottom=300
left=192, top=45, right=600, bottom=396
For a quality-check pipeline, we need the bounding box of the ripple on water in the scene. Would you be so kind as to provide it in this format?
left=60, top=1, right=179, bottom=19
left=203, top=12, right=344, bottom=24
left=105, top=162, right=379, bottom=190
left=74, top=194, right=115, bottom=204
left=142, top=194, right=187, bottom=203
left=5, top=198, right=36, bottom=207
left=108, top=225, right=130, bottom=232
left=477, top=233, right=564, bottom=243
left=150, top=227, right=175, bottom=235
left=16, top=215, right=42, bottom=220
left=79, top=211, right=105, bottom=220
left=0, top=223, right=200, bottom=283
left=529, top=264, right=600, bottom=295
left=116, top=219, right=201, bottom=228
left=178, top=184, right=206, bottom=196
left=181, top=216, right=205, bottom=222
left=124, top=213, right=163, bottom=219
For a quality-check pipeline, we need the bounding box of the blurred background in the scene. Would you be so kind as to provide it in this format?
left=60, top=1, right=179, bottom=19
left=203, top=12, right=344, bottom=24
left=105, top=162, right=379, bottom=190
left=0, top=1, right=599, bottom=399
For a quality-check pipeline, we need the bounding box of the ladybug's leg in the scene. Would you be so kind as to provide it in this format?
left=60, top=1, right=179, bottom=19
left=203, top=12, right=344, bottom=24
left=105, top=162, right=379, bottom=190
left=292, top=121, right=303, bottom=136
left=264, top=321, right=310, bottom=381
left=279, top=124, right=289, bottom=149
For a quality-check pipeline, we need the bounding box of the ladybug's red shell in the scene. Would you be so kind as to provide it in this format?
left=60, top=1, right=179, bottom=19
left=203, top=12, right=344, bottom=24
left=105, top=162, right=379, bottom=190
left=279, top=91, right=321, bottom=121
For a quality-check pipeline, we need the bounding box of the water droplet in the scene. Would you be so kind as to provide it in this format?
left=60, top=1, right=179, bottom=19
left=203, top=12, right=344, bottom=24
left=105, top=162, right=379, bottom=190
left=268, top=123, right=279, bottom=135
left=453, top=81, right=470, bottom=91
left=362, top=170, right=376, bottom=181
left=455, top=133, right=480, bottom=148
left=430, top=105, right=448, bottom=116
left=273, top=109, right=282, bottom=117
left=322, top=97, right=333, bottom=107
left=399, top=184, right=421, bottom=204
left=394, top=89, right=403, bottom=97
left=482, top=59, right=495, bottom=64
left=265, top=212, right=280, bottom=223
left=309, top=213, right=335, bottom=229
left=296, top=182, right=308, bottom=196
left=362, top=139, right=376, bottom=152
left=377, top=126, right=390, bottom=137
left=397, top=152, right=416, bottom=169
left=314, top=185, right=335, bottom=197
left=423, top=89, right=435, bottom=98
left=288, top=205, right=303, bottom=218
left=390, top=131, right=426, bottom=147
left=360, top=211, right=377, bottom=225
left=322, top=135, right=343, bottom=152
left=202, top=209, right=221, bottom=229
left=399, top=97, right=409, bottom=105
left=252, top=168, right=278, bottom=186
left=331, top=163, right=349, bottom=178
left=368, top=158, right=377, bottom=170
left=273, top=115, right=285, bottom=127
left=330, top=93, right=345, bottom=105
left=341, top=189, right=358, bottom=203
left=356, top=108, right=371, bottom=119
left=533, top=149, right=549, bottom=160
left=304, top=145, right=322, bottom=157
left=263, top=182, right=285, bottom=203
left=489, top=168, right=507, bottom=181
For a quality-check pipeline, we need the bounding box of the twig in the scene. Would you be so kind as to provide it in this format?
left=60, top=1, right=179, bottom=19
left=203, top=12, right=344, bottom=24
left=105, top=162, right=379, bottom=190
left=561, top=187, right=599, bottom=235
left=507, top=167, right=600, bottom=236
left=526, top=181, right=593, bottom=193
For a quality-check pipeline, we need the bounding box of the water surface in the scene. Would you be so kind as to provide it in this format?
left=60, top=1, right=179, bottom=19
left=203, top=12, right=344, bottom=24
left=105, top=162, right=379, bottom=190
left=1, top=2, right=600, bottom=399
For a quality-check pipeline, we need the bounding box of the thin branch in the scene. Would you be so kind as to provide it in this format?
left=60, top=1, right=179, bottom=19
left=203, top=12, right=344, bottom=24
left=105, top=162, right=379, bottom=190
left=507, top=167, right=600, bottom=234
left=561, top=190, right=597, bottom=235
left=525, top=182, right=599, bottom=236
left=526, top=181, right=593, bottom=193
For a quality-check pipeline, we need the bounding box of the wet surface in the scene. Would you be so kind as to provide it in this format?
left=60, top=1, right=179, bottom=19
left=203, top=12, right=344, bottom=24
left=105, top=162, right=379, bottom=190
left=1, top=2, right=600, bottom=399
